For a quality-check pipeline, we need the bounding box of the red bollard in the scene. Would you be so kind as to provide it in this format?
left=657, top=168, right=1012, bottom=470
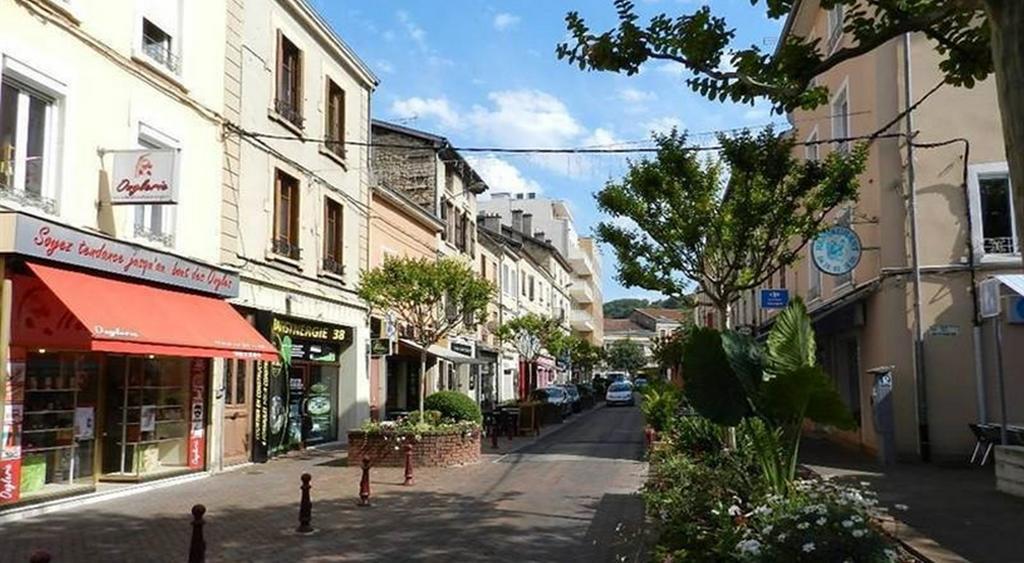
left=28, top=550, right=51, bottom=563
left=403, top=443, right=415, bottom=486
left=188, top=504, right=206, bottom=563
left=644, top=426, right=655, bottom=450
left=358, top=456, right=372, bottom=506
left=296, top=473, right=313, bottom=534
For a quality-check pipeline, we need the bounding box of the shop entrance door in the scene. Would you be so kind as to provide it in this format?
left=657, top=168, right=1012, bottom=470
left=222, top=360, right=251, bottom=466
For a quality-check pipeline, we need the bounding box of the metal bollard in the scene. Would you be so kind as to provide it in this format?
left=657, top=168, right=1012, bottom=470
left=491, top=423, right=499, bottom=449
left=403, top=443, right=415, bottom=486
left=507, top=414, right=515, bottom=441
left=28, top=549, right=51, bottom=563
left=644, top=426, right=655, bottom=450
left=296, top=473, right=314, bottom=534
left=188, top=504, right=206, bottom=563
left=358, top=456, right=372, bottom=506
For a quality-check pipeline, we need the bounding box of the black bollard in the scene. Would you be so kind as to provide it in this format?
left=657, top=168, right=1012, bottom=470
left=358, top=456, right=371, bottom=507
left=403, top=443, right=414, bottom=486
left=296, top=473, right=313, bottom=534
left=188, top=504, right=206, bottom=563
left=28, top=550, right=50, bottom=563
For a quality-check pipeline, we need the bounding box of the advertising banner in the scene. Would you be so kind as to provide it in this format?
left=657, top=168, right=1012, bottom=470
left=0, top=360, right=25, bottom=505
left=188, top=359, right=206, bottom=470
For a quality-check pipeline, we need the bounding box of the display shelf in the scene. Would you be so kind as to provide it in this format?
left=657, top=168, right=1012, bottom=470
left=120, top=405, right=184, bottom=410
left=25, top=389, right=78, bottom=393
left=23, top=410, right=76, bottom=415
left=22, top=427, right=75, bottom=434
left=23, top=444, right=76, bottom=453
left=117, top=437, right=183, bottom=446
left=123, top=386, right=182, bottom=390
left=123, top=419, right=186, bottom=425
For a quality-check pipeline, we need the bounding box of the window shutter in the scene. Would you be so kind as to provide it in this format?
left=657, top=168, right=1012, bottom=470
left=275, top=31, right=284, bottom=103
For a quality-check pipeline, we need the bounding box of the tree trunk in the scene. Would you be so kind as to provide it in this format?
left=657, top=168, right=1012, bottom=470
left=419, top=350, right=427, bottom=415
left=986, top=1, right=1024, bottom=261
left=716, top=300, right=738, bottom=449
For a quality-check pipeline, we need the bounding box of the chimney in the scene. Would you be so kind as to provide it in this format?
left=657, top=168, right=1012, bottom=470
left=522, top=213, right=533, bottom=237
left=511, top=209, right=523, bottom=233
left=481, top=213, right=501, bottom=233
left=534, top=230, right=546, bottom=241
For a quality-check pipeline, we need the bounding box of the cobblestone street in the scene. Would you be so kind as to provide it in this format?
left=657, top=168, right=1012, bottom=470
left=0, top=405, right=647, bottom=563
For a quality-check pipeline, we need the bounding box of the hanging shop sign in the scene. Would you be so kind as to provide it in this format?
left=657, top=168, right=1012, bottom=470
left=369, top=338, right=393, bottom=357
left=110, top=149, right=179, bottom=205
left=811, top=226, right=862, bottom=276
left=11, top=215, right=238, bottom=297
left=450, top=337, right=474, bottom=358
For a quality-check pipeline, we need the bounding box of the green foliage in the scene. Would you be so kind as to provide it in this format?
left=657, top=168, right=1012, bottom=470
left=603, top=298, right=651, bottom=318
left=557, top=0, right=991, bottom=113
left=568, top=337, right=605, bottom=375
left=357, top=256, right=494, bottom=348
left=593, top=128, right=866, bottom=314
left=682, top=327, right=750, bottom=426
left=358, top=412, right=479, bottom=437
left=651, top=327, right=688, bottom=371
left=640, top=381, right=682, bottom=432
left=605, top=338, right=648, bottom=373
left=496, top=313, right=564, bottom=361
left=424, top=391, right=483, bottom=424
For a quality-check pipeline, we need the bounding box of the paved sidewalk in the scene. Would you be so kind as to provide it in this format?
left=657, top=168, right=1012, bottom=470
left=0, top=403, right=646, bottom=563
left=801, top=437, right=1024, bottom=563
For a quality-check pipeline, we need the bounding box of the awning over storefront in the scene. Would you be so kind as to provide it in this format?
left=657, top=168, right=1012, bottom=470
left=398, top=339, right=490, bottom=365
left=13, top=263, right=278, bottom=361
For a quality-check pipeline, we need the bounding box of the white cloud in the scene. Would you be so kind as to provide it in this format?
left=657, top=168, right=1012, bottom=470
left=653, top=61, right=686, bottom=77
left=376, top=60, right=395, bottom=74
left=467, top=90, right=584, bottom=148
left=390, top=97, right=461, bottom=128
left=643, top=116, right=684, bottom=136
left=466, top=155, right=542, bottom=196
left=396, top=11, right=427, bottom=51
left=493, top=13, right=521, bottom=31
left=618, top=88, right=657, bottom=103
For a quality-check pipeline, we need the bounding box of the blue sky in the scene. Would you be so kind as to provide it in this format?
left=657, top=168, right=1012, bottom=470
left=312, top=0, right=785, bottom=301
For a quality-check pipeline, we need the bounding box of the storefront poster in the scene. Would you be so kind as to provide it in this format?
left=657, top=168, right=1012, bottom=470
left=140, top=405, right=156, bottom=432
left=1, top=360, right=24, bottom=504
left=74, top=407, right=95, bottom=440
left=188, top=359, right=206, bottom=470
left=0, top=459, right=20, bottom=504
left=252, top=361, right=270, bottom=463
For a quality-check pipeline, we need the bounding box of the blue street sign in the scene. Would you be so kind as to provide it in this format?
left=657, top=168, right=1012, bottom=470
left=759, top=288, right=790, bottom=309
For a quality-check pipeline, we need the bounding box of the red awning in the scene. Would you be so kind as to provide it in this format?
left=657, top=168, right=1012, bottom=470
left=14, top=263, right=278, bottom=361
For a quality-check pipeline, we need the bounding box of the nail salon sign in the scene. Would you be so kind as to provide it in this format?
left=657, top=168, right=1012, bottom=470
left=110, top=149, right=179, bottom=204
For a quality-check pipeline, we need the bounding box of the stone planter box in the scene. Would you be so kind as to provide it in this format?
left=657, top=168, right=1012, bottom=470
left=995, top=445, right=1024, bottom=497
left=347, top=429, right=481, bottom=468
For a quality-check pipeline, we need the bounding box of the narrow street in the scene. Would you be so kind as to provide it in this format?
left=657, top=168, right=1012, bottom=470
left=0, top=405, right=647, bottom=563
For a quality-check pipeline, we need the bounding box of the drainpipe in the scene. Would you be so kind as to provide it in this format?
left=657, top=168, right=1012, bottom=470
left=903, top=32, right=930, bottom=462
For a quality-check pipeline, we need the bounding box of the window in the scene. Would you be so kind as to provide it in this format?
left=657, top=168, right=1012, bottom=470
left=808, top=251, right=822, bottom=300
left=831, top=86, right=850, bottom=153
left=323, top=197, right=344, bottom=275
left=445, top=164, right=455, bottom=193
left=275, top=33, right=303, bottom=128
left=971, top=166, right=1018, bottom=255
left=529, top=275, right=535, bottom=301
left=805, top=129, right=819, bottom=161
left=0, top=78, right=57, bottom=212
left=828, top=5, right=844, bottom=52
left=511, top=268, right=518, bottom=300
left=133, top=134, right=175, bottom=246
left=502, top=264, right=510, bottom=295
left=141, top=18, right=179, bottom=74
left=325, top=79, right=345, bottom=158
left=455, top=211, right=466, bottom=251
left=273, top=169, right=301, bottom=259
left=440, top=199, right=455, bottom=242
left=521, top=271, right=526, bottom=297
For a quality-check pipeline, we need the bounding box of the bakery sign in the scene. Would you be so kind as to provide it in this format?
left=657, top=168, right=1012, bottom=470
left=110, top=149, right=179, bottom=204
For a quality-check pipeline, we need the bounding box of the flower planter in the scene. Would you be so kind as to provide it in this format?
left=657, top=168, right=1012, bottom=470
left=347, top=429, right=481, bottom=467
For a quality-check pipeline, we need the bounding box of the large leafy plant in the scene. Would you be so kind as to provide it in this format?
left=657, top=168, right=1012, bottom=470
left=682, top=299, right=854, bottom=494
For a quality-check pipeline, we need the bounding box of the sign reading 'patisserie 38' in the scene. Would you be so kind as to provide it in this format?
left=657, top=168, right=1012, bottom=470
left=13, top=215, right=239, bottom=297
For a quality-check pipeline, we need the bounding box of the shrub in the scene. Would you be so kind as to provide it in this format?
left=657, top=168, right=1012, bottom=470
left=640, top=384, right=682, bottom=432
left=424, top=391, right=482, bottom=424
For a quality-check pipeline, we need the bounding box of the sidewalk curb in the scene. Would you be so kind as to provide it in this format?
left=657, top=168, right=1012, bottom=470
left=492, top=403, right=608, bottom=463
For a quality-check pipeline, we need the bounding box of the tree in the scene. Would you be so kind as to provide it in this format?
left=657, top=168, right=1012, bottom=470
left=569, top=337, right=605, bottom=381
left=594, top=128, right=865, bottom=327
left=358, top=256, right=493, bottom=414
left=558, top=0, right=1024, bottom=272
left=603, top=298, right=651, bottom=319
left=497, top=313, right=564, bottom=397
left=651, top=327, right=688, bottom=384
left=605, top=338, right=648, bottom=373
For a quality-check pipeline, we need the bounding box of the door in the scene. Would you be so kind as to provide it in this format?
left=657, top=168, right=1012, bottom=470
left=222, top=359, right=252, bottom=465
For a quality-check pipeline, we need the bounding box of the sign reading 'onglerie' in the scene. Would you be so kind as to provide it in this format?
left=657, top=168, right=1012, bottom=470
left=110, top=149, right=179, bottom=205
left=13, top=215, right=238, bottom=297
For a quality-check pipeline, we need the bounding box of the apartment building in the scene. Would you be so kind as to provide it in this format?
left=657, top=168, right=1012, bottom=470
left=722, top=0, right=1020, bottom=463
left=222, top=0, right=377, bottom=460
left=478, top=193, right=604, bottom=347
left=603, top=308, right=687, bottom=372
left=0, top=0, right=287, bottom=510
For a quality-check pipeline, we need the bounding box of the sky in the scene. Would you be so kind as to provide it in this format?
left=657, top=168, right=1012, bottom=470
left=311, top=0, right=786, bottom=302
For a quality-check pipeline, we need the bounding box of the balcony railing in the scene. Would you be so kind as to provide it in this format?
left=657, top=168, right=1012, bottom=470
left=322, top=256, right=345, bottom=276
left=134, top=223, right=174, bottom=247
left=272, top=237, right=302, bottom=260
left=274, top=98, right=304, bottom=129
left=0, top=155, right=57, bottom=214
left=984, top=236, right=1017, bottom=255
left=142, top=35, right=181, bottom=74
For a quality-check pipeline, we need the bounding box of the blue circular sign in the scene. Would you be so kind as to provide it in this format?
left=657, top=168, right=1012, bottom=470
left=812, top=226, right=862, bottom=276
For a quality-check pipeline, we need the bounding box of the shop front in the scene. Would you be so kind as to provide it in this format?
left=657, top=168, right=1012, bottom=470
left=475, top=344, right=500, bottom=408
left=0, top=214, right=277, bottom=509
left=250, top=314, right=353, bottom=461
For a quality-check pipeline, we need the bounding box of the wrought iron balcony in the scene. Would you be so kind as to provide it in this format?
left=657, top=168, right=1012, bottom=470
left=274, top=98, right=304, bottom=129
left=142, top=35, right=181, bottom=74
left=272, top=237, right=302, bottom=260
left=322, top=256, right=345, bottom=276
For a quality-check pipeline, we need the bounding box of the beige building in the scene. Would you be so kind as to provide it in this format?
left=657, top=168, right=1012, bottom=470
left=722, top=0, right=1018, bottom=463
left=603, top=308, right=687, bottom=373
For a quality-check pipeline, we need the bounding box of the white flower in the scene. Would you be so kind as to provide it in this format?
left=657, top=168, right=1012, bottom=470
left=736, top=539, right=762, bottom=556
left=711, top=508, right=721, bottom=516
left=841, top=520, right=854, bottom=528
left=852, top=529, right=867, bottom=538
left=884, top=548, right=899, bottom=562
left=859, top=481, right=871, bottom=487
left=815, top=517, right=827, bottom=526
left=797, top=522, right=810, bottom=530
left=762, top=525, right=773, bottom=535
left=753, top=505, right=773, bottom=516
left=777, top=533, right=787, bottom=542
left=851, top=515, right=864, bottom=523
left=894, top=503, right=909, bottom=511
left=802, top=542, right=816, bottom=553
left=728, top=505, right=743, bottom=517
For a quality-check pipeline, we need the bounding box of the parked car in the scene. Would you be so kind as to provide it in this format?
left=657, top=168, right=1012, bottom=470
left=576, top=383, right=596, bottom=409
left=633, top=377, right=649, bottom=390
left=605, top=381, right=635, bottom=407
left=605, top=371, right=629, bottom=382
left=529, top=387, right=572, bottom=418
left=560, top=384, right=582, bottom=413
